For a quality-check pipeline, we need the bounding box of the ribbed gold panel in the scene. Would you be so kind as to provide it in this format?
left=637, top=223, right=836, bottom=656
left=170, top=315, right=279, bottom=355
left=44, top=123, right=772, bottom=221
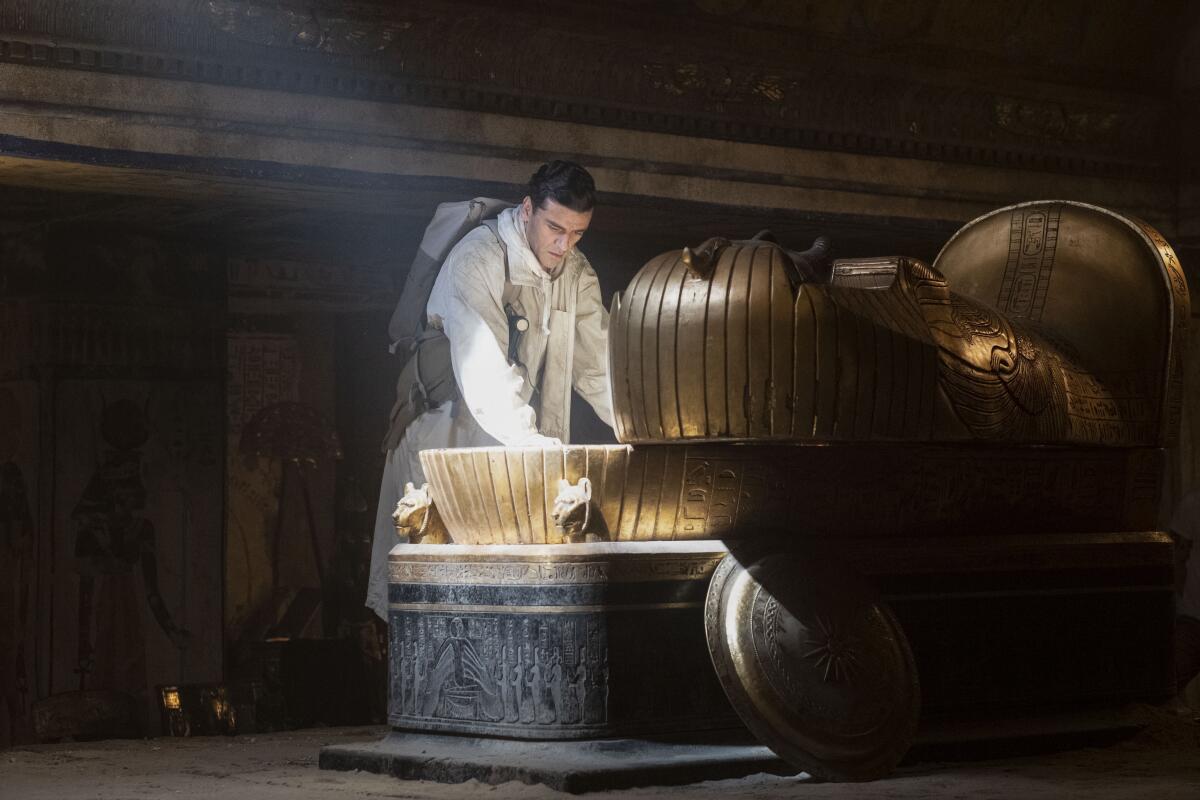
left=610, top=244, right=940, bottom=443
left=422, top=445, right=696, bottom=545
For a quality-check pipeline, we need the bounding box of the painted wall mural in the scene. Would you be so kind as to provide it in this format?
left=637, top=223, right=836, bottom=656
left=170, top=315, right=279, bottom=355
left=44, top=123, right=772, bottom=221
left=224, top=332, right=303, bottom=642
left=48, top=380, right=222, bottom=731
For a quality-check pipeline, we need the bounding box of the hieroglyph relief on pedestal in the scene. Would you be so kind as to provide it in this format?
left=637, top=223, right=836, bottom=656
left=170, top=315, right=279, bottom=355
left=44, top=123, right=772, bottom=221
left=388, top=613, right=607, bottom=730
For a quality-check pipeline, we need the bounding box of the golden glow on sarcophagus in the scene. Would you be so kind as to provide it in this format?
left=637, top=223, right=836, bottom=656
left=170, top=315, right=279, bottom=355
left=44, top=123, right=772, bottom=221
left=400, top=201, right=1187, bottom=547
left=609, top=201, right=1186, bottom=448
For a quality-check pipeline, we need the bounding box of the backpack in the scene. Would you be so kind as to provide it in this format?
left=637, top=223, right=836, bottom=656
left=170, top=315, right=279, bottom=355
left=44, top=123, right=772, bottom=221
left=381, top=198, right=515, bottom=452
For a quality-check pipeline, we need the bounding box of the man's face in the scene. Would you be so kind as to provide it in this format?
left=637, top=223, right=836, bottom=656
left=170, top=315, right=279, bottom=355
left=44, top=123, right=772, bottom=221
left=521, top=196, right=593, bottom=273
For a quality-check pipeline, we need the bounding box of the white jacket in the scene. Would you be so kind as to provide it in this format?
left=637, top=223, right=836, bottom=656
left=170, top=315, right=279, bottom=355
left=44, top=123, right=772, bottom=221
left=424, top=205, right=614, bottom=445
left=365, top=207, right=614, bottom=619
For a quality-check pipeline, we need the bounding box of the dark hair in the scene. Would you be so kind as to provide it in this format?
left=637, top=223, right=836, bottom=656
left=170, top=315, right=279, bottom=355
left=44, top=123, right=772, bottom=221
left=527, top=160, right=595, bottom=212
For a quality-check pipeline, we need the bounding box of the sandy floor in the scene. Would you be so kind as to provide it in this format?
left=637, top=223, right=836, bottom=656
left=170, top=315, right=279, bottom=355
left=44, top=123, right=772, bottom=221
left=3, top=705, right=1199, bottom=799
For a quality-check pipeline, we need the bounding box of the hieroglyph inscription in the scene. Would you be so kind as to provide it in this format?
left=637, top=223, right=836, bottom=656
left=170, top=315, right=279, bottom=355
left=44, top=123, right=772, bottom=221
left=1061, top=369, right=1160, bottom=444
left=675, top=450, right=1130, bottom=535
left=998, top=205, right=1062, bottom=320
left=389, top=613, right=607, bottom=730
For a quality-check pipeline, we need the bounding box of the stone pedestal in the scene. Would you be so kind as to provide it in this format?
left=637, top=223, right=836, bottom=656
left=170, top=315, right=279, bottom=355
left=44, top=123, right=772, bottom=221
left=320, top=540, right=774, bottom=791
left=383, top=541, right=738, bottom=739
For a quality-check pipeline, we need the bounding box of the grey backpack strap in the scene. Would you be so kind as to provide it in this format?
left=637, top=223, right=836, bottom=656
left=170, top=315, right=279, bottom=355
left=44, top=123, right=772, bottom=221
left=481, top=220, right=531, bottom=372
left=481, top=219, right=517, bottom=305
left=389, top=197, right=511, bottom=354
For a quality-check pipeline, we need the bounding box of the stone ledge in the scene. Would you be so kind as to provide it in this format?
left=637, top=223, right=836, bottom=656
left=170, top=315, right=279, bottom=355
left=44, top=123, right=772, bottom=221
left=318, top=730, right=792, bottom=793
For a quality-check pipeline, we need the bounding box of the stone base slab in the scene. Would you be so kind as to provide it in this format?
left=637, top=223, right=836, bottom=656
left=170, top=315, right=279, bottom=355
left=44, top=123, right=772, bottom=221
left=318, top=730, right=792, bottom=793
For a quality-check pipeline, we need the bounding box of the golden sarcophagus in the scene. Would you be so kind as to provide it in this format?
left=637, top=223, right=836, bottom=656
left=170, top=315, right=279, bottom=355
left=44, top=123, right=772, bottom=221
left=379, top=201, right=1187, bottom=782
left=609, top=201, right=1185, bottom=447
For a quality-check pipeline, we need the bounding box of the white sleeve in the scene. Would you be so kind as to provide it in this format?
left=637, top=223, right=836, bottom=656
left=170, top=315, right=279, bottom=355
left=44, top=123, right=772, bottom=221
left=571, top=262, right=615, bottom=429
left=437, top=240, right=558, bottom=446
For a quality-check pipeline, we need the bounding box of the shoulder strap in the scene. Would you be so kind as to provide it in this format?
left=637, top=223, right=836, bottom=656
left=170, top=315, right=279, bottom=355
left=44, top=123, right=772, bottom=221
left=388, top=198, right=514, bottom=354
left=481, top=219, right=518, bottom=306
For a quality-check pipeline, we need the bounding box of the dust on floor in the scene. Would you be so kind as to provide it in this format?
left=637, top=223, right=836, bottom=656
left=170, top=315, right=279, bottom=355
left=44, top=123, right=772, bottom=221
left=2, top=705, right=1198, bottom=800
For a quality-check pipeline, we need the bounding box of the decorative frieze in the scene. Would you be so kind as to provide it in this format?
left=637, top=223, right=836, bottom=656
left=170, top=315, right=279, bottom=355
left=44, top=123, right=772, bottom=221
left=0, top=0, right=1172, bottom=181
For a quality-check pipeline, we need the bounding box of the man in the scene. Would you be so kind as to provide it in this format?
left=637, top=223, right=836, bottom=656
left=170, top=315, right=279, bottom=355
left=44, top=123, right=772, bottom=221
left=366, top=161, right=614, bottom=619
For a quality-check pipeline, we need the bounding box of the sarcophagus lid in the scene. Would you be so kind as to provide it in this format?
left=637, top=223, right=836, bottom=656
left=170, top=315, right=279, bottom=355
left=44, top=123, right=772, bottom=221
left=608, top=202, right=1187, bottom=447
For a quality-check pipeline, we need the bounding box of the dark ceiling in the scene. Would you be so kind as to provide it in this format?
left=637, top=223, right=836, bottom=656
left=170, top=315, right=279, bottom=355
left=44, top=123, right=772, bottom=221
left=0, top=0, right=1197, bottom=277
